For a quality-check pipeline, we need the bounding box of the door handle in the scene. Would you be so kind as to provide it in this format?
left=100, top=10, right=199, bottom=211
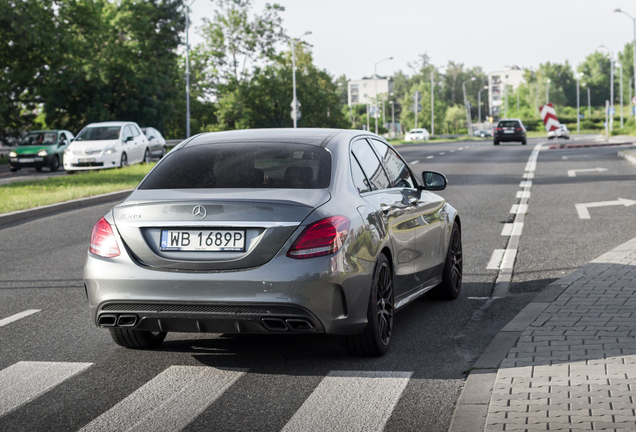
left=380, top=203, right=392, bottom=214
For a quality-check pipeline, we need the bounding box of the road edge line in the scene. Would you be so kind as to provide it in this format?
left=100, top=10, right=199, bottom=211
left=0, top=189, right=133, bottom=228
left=618, top=147, right=636, bottom=166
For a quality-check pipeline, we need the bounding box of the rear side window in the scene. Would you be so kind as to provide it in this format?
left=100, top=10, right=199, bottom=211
left=351, top=140, right=390, bottom=190
left=139, top=143, right=331, bottom=189
left=369, top=139, right=415, bottom=189
left=498, top=121, right=521, bottom=128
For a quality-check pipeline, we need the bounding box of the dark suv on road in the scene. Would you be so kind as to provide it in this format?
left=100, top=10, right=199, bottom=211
left=494, top=119, right=527, bottom=145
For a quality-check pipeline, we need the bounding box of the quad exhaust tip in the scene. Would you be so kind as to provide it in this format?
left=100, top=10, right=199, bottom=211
left=98, top=313, right=138, bottom=328
left=261, top=317, right=315, bottom=332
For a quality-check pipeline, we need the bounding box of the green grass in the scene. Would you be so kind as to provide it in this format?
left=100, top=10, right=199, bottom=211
left=0, top=155, right=8, bottom=165
left=0, top=163, right=155, bottom=214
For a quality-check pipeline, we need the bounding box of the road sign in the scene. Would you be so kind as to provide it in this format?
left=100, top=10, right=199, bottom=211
left=412, top=91, right=422, bottom=102
left=290, top=109, right=301, bottom=120
left=369, top=106, right=380, bottom=118
left=290, top=99, right=301, bottom=109
left=633, top=106, right=636, bottom=115
left=412, top=103, right=422, bottom=113
left=608, top=107, right=616, bottom=115
left=539, top=103, right=559, bottom=132
left=579, top=114, right=584, bottom=119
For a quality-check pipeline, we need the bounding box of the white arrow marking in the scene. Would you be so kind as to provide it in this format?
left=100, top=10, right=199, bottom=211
left=567, top=167, right=607, bottom=177
left=575, top=198, right=636, bottom=219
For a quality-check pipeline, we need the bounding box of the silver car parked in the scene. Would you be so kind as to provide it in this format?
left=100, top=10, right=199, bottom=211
left=84, top=129, right=462, bottom=356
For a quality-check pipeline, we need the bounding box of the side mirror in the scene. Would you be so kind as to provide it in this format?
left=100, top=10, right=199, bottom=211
left=124, top=136, right=134, bottom=142
left=420, top=171, right=447, bottom=191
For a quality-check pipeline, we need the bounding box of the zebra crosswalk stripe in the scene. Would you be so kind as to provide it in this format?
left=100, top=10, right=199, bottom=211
left=0, top=361, right=93, bottom=418
left=281, top=370, right=413, bottom=432
left=79, top=365, right=247, bottom=432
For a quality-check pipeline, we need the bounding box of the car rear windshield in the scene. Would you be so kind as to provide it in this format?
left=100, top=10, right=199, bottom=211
left=75, top=126, right=121, bottom=141
left=19, top=132, right=57, bottom=146
left=498, top=121, right=521, bottom=128
left=139, top=143, right=332, bottom=189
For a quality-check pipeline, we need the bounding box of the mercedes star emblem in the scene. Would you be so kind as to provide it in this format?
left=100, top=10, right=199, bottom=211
left=192, top=205, right=207, bottom=219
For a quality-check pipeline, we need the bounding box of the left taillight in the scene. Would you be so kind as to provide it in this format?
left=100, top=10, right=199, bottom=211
left=287, top=216, right=350, bottom=259
left=89, top=217, right=121, bottom=258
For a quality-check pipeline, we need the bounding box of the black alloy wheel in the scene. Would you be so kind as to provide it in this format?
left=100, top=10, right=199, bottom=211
left=143, top=148, right=149, bottom=163
left=50, top=155, right=59, bottom=172
left=120, top=152, right=128, bottom=168
left=345, top=254, right=394, bottom=357
left=35, top=167, right=42, bottom=172
left=428, top=222, right=462, bottom=300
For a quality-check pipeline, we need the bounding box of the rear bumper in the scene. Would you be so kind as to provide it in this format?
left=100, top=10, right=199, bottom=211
left=494, top=133, right=525, bottom=142
left=84, top=247, right=375, bottom=336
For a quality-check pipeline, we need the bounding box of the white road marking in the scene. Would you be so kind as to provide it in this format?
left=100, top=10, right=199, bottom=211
left=439, top=152, right=445, bottom=155
left=500, top=222, right=523, bottom=236
left=458, top=147, right=464, bottom=150
left=0, top=309, right=41, bottom=327
left=500, top=249, right=517, bottom=269
left=516, top=191, right=531, bottom=199
left=510, top=204, right=528, bottom=214
left=522, top=172, right=534, bottom=179
left=80, top=366, right=246, bottom=432
left=0, top=361, right=93, bottom=418
left=567, top=167, right=607, bottom=177
left=562, top=156, right=568, bottom=160
left=519, top=180, right=532, bottom=187
left=487, top=249, right=506, bottom=269
left=281, top=371, right=412, bottom=432
left=410, top=160, right=420, bottom=165
left=450, top=150, right=455, bottom=153
left=575, top=198, right=636, bottom=219
left=468, top=297, right=490, bottom=300
left=426, top=155, right=434, bottom=159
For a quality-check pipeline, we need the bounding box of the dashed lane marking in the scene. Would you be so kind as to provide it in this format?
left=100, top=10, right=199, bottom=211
left=410, top=160, right=420, bottom=165
left=0, top=309, right=41, bottom=327
left=516, top=191, right=531, bottom=199
left=501, top=222, right=523, bottom=236
left=487, top=249, right=506, bottom=270
left=426, top=155, right=434, bottom=159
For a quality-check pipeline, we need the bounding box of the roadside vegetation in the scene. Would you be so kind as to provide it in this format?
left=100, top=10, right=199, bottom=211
left=0, top=164, right=154, bottom=214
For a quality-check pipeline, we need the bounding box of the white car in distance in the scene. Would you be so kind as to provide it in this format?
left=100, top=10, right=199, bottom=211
left=141, top=126, right=168, bottom=159
left=63, top=122, right=149, bottom=173
left=404, top=128, right=430, bottom=141
left=547, top=124, right=570, bottom=139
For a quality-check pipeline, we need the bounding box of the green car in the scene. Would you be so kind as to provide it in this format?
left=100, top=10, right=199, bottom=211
left=8, top=130, right=75, bottom=172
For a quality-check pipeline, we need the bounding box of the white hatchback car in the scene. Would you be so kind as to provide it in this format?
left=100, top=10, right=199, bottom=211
left=141, top=127, right=168, bottom=159
left=547, top=124, right=570, bottom=139
left=63, top=122, right=149, bottom=173
left=404, top=128, right=430, bottom=141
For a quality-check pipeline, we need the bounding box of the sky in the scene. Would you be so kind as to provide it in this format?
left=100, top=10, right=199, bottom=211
left=187, top=0, right=636, bottom=80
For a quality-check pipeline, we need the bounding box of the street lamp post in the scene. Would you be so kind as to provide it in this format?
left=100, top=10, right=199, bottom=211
left=598, top=45, right=614, bottom=131
left=615, top=9, right=636, bottom=121
left=431, top=65, right=445, bottom=137
left=290, top=31, right=312, bottom=129
left=374, top=57, right=393, bottom=134
left=389, top=101, right=395, bottom=138
left=586, top=85, right=591, bottom=116
left=185, top=0, right=196, bottom=138
left=546, top=78, right=551, bottom=104
left=478, top=86, right=488, bottom=125
left=462, top=77, right=477, bottom=137
left=576, top=73, right=583, bottom=134
left=630, top=74, right=636, bottom=118
left=618, top=62, right=623, bottom=128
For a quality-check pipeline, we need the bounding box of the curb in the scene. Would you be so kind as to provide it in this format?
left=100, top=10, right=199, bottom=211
left=547, top=141, right=634, bottom=150
left=618, top=147, right=636, bottom=165
left=0, top=189, right=132, bottom=227
left=447, top=269, right=589, bottom=432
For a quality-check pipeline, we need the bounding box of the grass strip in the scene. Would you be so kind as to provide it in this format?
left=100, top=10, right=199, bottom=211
left=0, top=163, right=154, bottom=214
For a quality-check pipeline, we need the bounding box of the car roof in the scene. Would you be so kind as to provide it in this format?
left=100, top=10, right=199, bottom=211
left=25, top=130, right=65, bottom=133
left=84, top=121, right=134, bottom=127
left=184, top=128, right=362, bottom=148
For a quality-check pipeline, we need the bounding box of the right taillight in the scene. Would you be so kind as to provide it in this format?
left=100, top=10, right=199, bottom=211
left=495, top=127, right=502, bottom=131
left=287, top=216, right=350, bottom=259
left=89, top=217, right=121, bottom=258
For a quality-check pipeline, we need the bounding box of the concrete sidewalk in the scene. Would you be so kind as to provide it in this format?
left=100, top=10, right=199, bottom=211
left=451, top=236, right=636, bottom=432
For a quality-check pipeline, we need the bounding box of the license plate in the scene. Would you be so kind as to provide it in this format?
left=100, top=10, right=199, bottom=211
left=18, top=158, right=35, bottom=163
left=504, top=130, right=514, bottom=133
left=160, top=229, right=245, bottom=252
left=78, top=158, right=96, bottom=163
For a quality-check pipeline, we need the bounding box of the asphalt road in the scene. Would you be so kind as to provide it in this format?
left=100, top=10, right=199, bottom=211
left=1, top=136, right=635, bottom=432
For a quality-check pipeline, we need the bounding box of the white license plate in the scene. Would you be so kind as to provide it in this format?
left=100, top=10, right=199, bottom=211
left=78, top=158, right=96, bottom=163
left=504, top=130, right=514, bottom=133
left=18, top=158, right=35, bottom=163
left=160, top=229, right=245, bottom=252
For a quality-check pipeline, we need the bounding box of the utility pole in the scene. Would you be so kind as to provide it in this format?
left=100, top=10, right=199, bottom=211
left=431, top=70, right=434, bottom=137
left=374, top=57, right=393, bottom=134
left=290, top=31, right=312, bottom=128
left=185, top=0, right=196, bottom=138
left=614, top=9, right=636, bottom=121
left=462, top=77, right=476, bottom=136
left=598, top=45, right=614, bottom=131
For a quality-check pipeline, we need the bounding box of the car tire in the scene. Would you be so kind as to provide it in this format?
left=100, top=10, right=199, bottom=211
left=160, top=146, right=167, bottom=159
left=143, top=148, right=149, bottom=164
left=35, top=167, right=42, bottom=172
left=427, top=222, right=462, bottom=300
left=494, top=140, right=499, bottom=145
left=522, top=139, right=527, bottom=145
left=119, top=152, right=128, bottom=168
left=109, top=328, right=167, bottom=349
left=50, top=156, right=59, bottom=172
left=66, top=170, right=75, bottom=175
left=345, top=254, right=394, bottom=357
left=9, top=167, right=18, bottom=172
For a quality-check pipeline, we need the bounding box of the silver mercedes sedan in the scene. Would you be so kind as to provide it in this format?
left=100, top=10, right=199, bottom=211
left=84, top=128, right=462, bottom=357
